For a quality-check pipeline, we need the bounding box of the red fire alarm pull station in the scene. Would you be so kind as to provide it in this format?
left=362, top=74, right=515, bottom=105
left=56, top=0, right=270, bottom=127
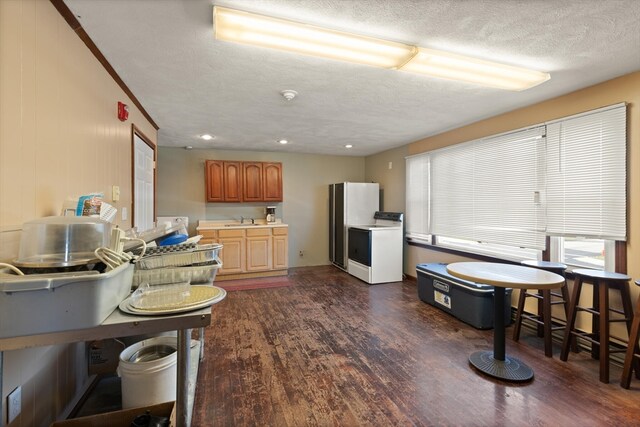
left=117, top=101, right=129, bottom=121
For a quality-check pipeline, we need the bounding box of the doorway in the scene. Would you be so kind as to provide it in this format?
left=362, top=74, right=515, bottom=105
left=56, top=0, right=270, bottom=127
left=132, top=126, right=156, bottom=232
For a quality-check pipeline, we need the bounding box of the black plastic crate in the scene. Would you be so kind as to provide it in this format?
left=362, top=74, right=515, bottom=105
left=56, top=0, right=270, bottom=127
left=416, top=263, right=512, bottom=329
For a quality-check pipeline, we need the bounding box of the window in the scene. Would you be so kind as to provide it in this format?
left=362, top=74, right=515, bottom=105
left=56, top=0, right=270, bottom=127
left=546, top=104, right=626, bottom=271
left=551, top=237, right=616, bottom=271
left=406, top=103, right=627, bottom=268
left=436, top=236, right=541, bottom=262
left=429, top=126, right=546, bottom=252
left=546, top=104, right=627, bottom=241
left=562, top=238, right=605, bottom=269
left=406, top=127, right=547, bottom=259
left=405, top=152, right=431, bottom=244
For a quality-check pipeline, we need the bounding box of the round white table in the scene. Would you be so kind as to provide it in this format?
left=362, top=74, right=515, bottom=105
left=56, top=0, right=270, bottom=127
left=447, top=262, right=564, bottom=382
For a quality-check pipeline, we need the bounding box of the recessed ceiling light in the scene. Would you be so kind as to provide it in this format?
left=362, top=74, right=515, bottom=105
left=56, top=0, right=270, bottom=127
left=278, top=139, right=289, bottom=144
left=200, top=134, right=215, bottom=140
left=345, top=144, right=353, bottom=149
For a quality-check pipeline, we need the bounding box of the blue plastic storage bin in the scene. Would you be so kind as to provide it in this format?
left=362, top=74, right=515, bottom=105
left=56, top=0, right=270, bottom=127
left=416, top=263, right=512, bottom=329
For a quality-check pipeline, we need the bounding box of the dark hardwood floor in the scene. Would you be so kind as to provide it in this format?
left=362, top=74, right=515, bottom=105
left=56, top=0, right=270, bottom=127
left=193, top=266, right=640, bottom=426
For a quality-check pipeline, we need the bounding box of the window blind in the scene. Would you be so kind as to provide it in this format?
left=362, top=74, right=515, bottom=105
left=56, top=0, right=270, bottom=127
left=430, top=126, right=547, bottom=250
left=405, top=153, right=430, bottom=239
left=546, top=103, right=627, bottom=240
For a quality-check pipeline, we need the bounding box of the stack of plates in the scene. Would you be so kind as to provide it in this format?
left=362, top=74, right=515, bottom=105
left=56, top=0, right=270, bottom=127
left=119, top=285, right=226, bottom=316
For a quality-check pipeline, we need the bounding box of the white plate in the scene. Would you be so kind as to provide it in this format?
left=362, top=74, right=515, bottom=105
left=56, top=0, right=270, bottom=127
left=185, top=235, right=203, bottom=244
left=119, top=286, right=226, bottom=316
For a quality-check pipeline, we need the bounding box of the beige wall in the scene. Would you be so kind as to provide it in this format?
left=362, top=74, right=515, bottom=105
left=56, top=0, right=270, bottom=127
left=364, top=145, right=407, bottom=213
left=157, top=148, right=366, bottom=267
left=0, top=0, right=157, bottom=425
left=363, top=145, right=414, bottom=273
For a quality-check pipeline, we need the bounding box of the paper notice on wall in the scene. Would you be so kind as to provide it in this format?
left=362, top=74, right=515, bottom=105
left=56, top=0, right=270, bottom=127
left=100, top=202, right=117, bottom=223
left=61, top=193, right=115, bottom=220
left=76, top=193, right=103, bottom=217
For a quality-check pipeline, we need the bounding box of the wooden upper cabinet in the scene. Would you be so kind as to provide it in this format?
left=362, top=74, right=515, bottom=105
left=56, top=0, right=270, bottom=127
left=263, top=162, right=283, bottom=202
left=206, top=160, right=283, bottom=202
left=223, top=161, right=243, bottom=202
left=205, top=160, right=243, bottom=202
left=243, top=162, right=263, bottom=202
left=205, top=160, right=224, bottom=202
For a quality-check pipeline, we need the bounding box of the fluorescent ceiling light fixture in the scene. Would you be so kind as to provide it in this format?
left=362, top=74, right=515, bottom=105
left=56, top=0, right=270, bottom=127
left=345, top=144, right=353, bottom=148
left=213, top=6, right=550, bottom=91
left=399, top=48, right=550, bottom=90
left=214, top=6, right=416, bottom=69
left=278, top=139, right=288, bottom=144
left=200, top=134, right=214, bottom=140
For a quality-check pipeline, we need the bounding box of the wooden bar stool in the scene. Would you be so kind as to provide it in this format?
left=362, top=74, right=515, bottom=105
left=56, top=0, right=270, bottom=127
left=560, top=269, right=634, bottom=383
left=513, top=261, right=572, bottom=357
left=621, top=280, right=640, bottom=388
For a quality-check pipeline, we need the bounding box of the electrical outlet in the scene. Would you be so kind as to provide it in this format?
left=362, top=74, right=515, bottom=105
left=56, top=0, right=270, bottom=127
left=7, top=386, right=21, bottom=424
left=299, top=250, right=304, bottom=257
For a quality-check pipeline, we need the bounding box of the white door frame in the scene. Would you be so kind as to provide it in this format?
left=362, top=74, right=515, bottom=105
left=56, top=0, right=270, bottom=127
left=131, top=125, right=156, bottom=231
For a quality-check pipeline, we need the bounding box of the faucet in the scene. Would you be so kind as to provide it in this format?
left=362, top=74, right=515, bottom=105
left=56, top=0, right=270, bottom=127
left=240, top=216, right=245, bottom=224
left=251, top=218, right=255, bottom=224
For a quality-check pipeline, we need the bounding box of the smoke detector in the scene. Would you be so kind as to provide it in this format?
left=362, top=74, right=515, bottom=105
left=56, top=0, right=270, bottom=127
left=280, top=90, right=298, bottom=101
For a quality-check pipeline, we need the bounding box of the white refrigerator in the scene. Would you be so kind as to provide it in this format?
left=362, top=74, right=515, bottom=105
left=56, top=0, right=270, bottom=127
left=329, top=182, right=380, bottom=269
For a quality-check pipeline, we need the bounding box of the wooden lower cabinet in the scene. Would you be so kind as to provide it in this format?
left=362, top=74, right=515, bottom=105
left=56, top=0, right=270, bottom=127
left=196, top=225, right=288, bottom=278
left=218, top=237, right=245, bottom=274
left=246, top=236, right=272, bottom=271
left=199, top=229, right=217, bottom=245
left=272, top=227, right=288, bottom=269
left=246, top=228, right=271, bottom=271
left=215, top=228, right=246, bottom=274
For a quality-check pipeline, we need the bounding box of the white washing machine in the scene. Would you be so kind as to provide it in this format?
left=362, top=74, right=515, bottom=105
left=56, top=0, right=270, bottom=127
left=347, top=212, right=403, bottom=284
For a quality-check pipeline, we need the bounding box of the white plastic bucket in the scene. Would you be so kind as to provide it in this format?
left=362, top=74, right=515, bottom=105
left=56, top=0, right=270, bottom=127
left=117, top=336, right=178, bottom=408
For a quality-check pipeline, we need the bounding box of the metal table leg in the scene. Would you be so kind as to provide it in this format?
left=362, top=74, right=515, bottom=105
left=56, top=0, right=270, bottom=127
left=469, top=286, right=534, bottom=382
left=1, top=351, right=4, bottom=427
left=176, top=328, right=191, bottom=427
left=199, top=327, right=205, bottom=362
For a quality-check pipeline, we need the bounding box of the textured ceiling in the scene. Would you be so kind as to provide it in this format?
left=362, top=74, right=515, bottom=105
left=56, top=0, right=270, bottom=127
left=64, top=0, right=640, bottom=156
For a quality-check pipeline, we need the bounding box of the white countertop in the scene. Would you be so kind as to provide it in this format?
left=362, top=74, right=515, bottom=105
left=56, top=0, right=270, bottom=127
left=197, top=220, right=288, bottom=230
left=446, top=262, right=564, bottom=290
